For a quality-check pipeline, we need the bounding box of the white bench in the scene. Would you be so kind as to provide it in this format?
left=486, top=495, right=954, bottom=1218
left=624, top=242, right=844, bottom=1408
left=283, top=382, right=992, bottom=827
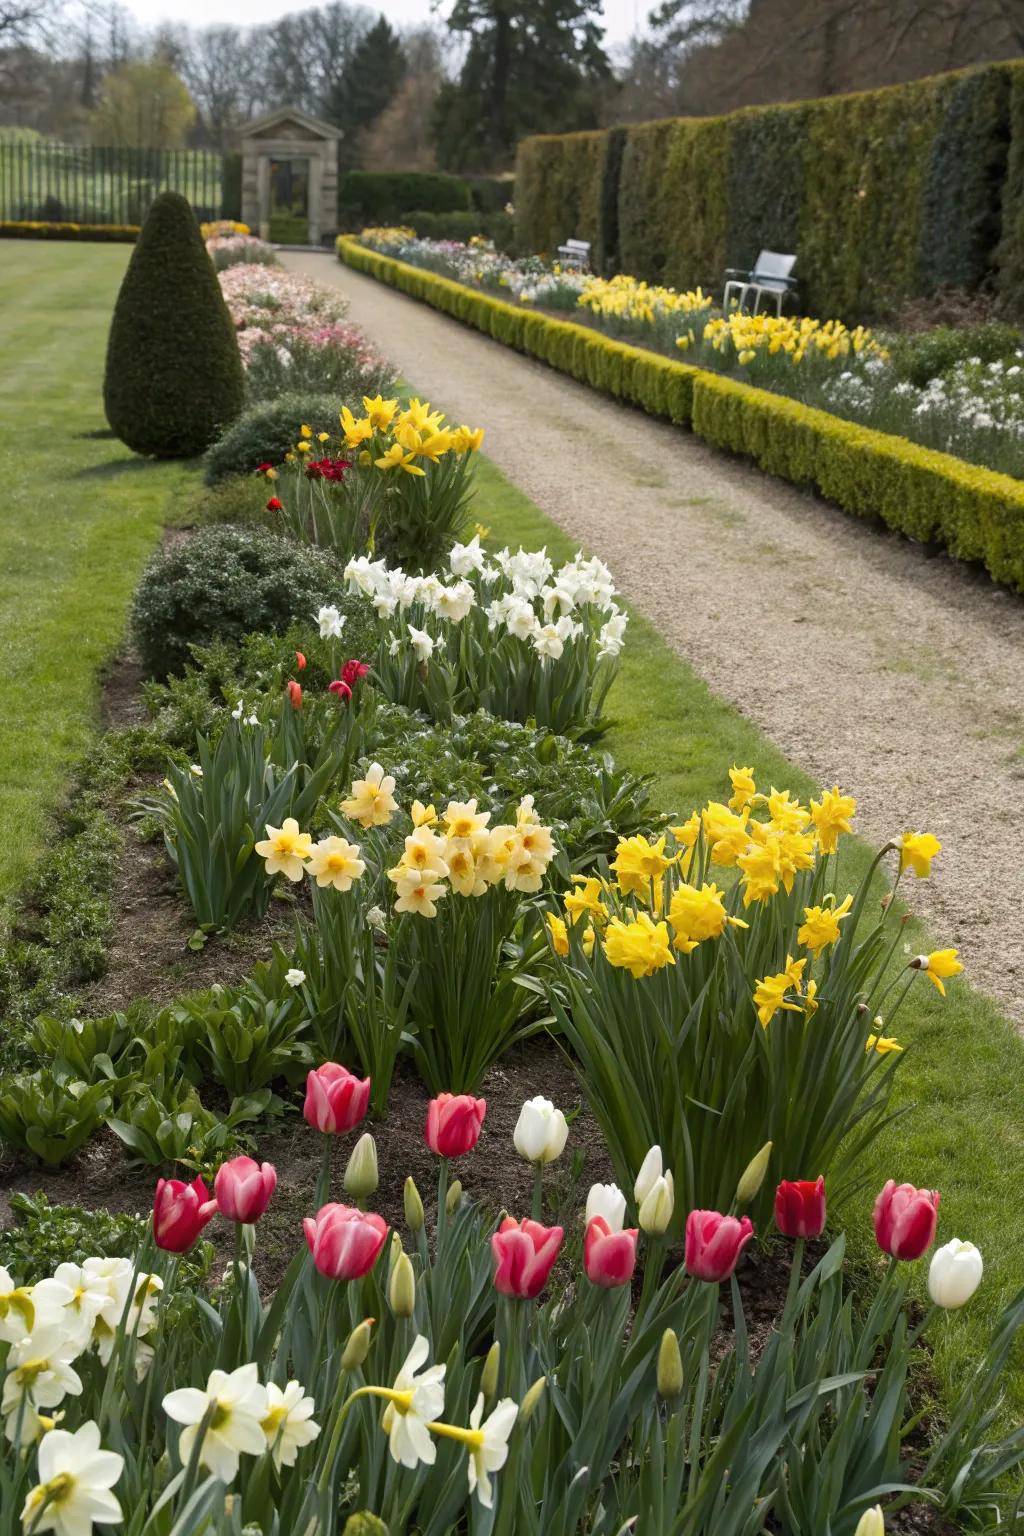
left=723, top=250, right=797, bottom=316
left=557, top=238, right=591, bottom=271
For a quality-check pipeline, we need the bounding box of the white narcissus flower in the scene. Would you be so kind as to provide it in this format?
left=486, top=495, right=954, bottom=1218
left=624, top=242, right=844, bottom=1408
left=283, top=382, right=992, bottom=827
left=382, top=1334, right=446, bottom=1468
left=285, top=968, right=306, bottom=987
left=162, top=1363, right=269, bottom=1482
left=32, top=1264, right=118, bottom=1352
left=532, top=624, right=564, bottom=661
left=513, top=1097, right=569, bottom=1166
left=317, top=604, right=346, bottom=639
left=2, top=1327, right=83, bottom=1426
left=585, top=1183, right=626, bottom=1233
left=634, top=1146, right=664, bottom=1205
left=1, top=1265, right=49, bottom=1344
left=407, top=625, right=434, bottom=663
left=261, top=1380, right=321, bottom=1469
left=448, top=533, right=487, bottom=577
left=441, top=1393, right=518, bottom=1508
left=928, top=1239, right=983, bottom=1309
left=20, top=1420, right=123, bottom=1536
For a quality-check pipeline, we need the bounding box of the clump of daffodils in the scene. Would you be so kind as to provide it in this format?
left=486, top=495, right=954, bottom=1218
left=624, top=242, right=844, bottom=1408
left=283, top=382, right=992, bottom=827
left=312, top=394, right=484, bottom=475
left=697, top=311, right=885, bottom=368
left=578, top=272, right=713, bottom=328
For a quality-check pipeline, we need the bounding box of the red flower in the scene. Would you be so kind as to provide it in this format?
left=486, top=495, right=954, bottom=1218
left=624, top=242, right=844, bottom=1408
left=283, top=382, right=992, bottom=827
left=341, top=659, right=370, bottom=686
left=213, top=1156, right=277, bottom=1223
left=425, top=1093, right=486, bottom=1157
left=873, top=1180, right=940, bottom=1260
left=306, top=456, right=351, bottom=482
left=684, top=1209, right=755, bottom=1282
left=266, top=496, right=283, bottom=511
left=303, top=1062, right=371, bottom=1135
left=295, top=651, right=307, bottom=670
left=303, top=1202, right=388, bottom=1280
left=492, top=1217, right=564, bottom=1298
left=584, top=1215, right=638, bottom=1288
left=328, top=680, right=352, bottom=701
left=774, top=1176, right=827, bottom=1239
left=287, top=679, right=303, bottom=710
left=152, top=1175, right=217, bottom=1253
left=256, top=462, right=275, bottom=475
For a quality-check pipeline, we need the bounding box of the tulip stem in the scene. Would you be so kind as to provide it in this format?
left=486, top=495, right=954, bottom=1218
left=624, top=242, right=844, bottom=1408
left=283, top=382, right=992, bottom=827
left=436, top=1158, right=449, bottom=1257
left=783, top=1238, right=805, bottom=1327
left=531, top=1164, right=544, bottom=1222
left=638, top=1236, right=666, bottom=1321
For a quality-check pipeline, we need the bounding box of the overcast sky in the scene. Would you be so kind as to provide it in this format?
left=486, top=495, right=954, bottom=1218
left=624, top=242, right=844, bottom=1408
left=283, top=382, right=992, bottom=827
left=121, top=0, right=646, bottom=42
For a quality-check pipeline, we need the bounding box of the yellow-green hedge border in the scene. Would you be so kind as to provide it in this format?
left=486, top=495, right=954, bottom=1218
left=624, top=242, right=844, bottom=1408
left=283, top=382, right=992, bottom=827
left=0, top=220, right=140, bottom=242
left=337, top=235, right=1024, bottom=594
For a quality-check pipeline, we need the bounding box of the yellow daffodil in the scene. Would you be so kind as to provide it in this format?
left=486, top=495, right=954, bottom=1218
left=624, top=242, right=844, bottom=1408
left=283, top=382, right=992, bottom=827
left=412, top=800, right=437, bottom=828
left=797, top=894, right=853, bottom=952
left=363, top=393, right=399, bottom=430
left=306, top=836, right=366, bottom=892
left=766, top=788, right=810, bottom=834
left=728, top=766, right=756, bottom=813
left=375, top=442, right=426, bottom=476
left=603, top=912, right=676, bottom=979
left=443, top=800, right=491, bottom=840
left=810, top=786, right=856, bottom=853
left=701, top=803, right=750, bottom=868
left=317, top=431, right=330, bottom=443
left=667, top=881, right=742, bottom=952
left=546, top=912, right=569, bottom=956
left=254, top=818, right=312, bottom=881
left=296, top=440, right=312, bottom=453
left=912, top=948, right=963, bottom=996
left=899, top=831, right=941, bottom=878
left=339, top=406, right=374, bottom=448
left=752, top=955, right=806, bottom=1029
left=393, top=873, right=448, bottom=918
left=392, top=826, right=449, bottom=877
left=446, top=842, right=487, bottom=897
left=564, top=875, right=607, bottom=926
left=342, top=763, right=399, bottom=829
left=611, top=834, right=676, bottom=895
left=737, top=838, right=781, bottom=906
left=866, top=1033, right=902, bottom=1055
left=300, top=423, right=312, bottom=437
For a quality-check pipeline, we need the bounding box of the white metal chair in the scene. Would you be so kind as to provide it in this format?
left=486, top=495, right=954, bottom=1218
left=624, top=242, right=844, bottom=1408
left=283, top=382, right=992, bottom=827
left=723, top=250, right=797, bottom=315
left=557, top=238, right=591, bottom=271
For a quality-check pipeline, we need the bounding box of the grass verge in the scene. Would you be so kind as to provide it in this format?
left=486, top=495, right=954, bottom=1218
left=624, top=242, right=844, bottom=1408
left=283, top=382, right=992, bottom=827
left=0, top=242, right=197, bottom=898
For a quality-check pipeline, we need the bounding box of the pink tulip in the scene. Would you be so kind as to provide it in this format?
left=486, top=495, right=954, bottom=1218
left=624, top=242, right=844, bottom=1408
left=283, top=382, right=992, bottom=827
left=873, top=1180, right=940, bottom=1261
left=425, top=1093, right=487, bottom=1158
left=304, top=1063, right=371, bottom=1135
left=303, top=1202, right=388, bottom=1280
left=685, top=1210, right=755, bottom=1282
left=214, top=1157, right=277, bottom=1224
left=584, top=1215, right=638, bottom=1288
left=153, top=1175, right=217, bottom=1253
left=774, top=1176, right=827, bottom=1239
left=491, top=1217, right=564, bottom=1299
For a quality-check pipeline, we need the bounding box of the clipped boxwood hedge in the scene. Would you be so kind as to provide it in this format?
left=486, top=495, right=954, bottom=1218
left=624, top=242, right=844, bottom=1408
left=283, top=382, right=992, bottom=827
left=1, top=220, right=140, bottom=241
left=337, top=235, right=1024, bottom=595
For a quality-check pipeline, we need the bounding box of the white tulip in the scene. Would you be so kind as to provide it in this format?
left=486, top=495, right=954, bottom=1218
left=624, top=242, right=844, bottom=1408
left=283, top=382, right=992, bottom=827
left=639, top=1171, right=675, bottom=1236
left=928, top=1239, right=983, bottom=1309
left=586, top=1182, right=626, bottom=1233
left=284, top=968, right=306, bottom=988
left=853, top=1507, right=885, bottom=1536
left=634, top=1146, right=664, bottom=1205
left=513, top=1097, right=569, bottom=1166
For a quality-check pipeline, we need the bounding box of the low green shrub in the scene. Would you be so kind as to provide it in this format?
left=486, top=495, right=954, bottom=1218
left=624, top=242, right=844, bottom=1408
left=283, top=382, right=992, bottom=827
left=185, top=472, right=275, bottom=529
left=242, top=333, right=396, bottom=407
left=131, top=525, right=345, bottom=678
left=3, top=1192, right=149, bottom=1281
left=203, top=393, right=342, bottom=485
left=339, top=169, right=471, bottom=227
left=405, top=208, right=516, bottom=250
left=886, top=320, right=1024, bottom=386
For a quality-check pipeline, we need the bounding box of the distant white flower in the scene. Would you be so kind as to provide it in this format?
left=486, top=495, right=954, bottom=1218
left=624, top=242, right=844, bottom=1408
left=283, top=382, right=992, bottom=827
left=20, top=1420, right=123, bottom=1536
left=388, top=636, right=401, bottom=657
left=231, top=701, right=243, bottom=719
left=533, top=624, right=564, bottom=661
left=285, top=968, right=306, bottom=988
left=408, top=625, right=434, bottom=663
left=317, top=605, right=345, bottom=639
left=448, top=534, right=487, bottom=577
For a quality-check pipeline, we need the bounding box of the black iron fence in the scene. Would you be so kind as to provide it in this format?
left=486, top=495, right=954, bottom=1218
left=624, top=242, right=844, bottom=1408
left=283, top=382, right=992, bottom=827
left=0, top=140, right=240, bottom=226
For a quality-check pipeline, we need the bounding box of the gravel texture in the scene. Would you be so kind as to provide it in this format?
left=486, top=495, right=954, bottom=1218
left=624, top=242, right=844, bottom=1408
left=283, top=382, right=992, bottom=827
left=285, top=252, right=1024, bottom=1024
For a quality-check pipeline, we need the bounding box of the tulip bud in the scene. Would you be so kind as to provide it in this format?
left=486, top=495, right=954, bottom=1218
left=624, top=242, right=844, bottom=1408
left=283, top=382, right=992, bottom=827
left=388, top=1229, right=403, bottom=1273
left=585, top=1182, right=626, bottom=1233
left=388, top=1249, right=416, bottom=1318
left=735, top=1141, right=773, bottom=1205
left=404, top=1176, right=424, bottom=1233
left=853, top=1508, right=885, bottom=1536
left=928, top=1239, right=983, bottom=1309
left=481, top=1341, right=501, bottom=1403
left=343, top=1514, right=389, bottom=1536
left=446, top=1179, right=463, bottom=1217
left=634, top=1145, right=663, bottom=1205
left=656, top=1328, right=683, bottom=1399
left=519, top=1375, right=547, bottom=1424
left=513, top=1096, right=569, bottom=1165
left=341, top=1318, right=374, bottom=1371
left=639, top=1171, right=674, bottom=1235
left=344, top=1133, right=379, bottom=1200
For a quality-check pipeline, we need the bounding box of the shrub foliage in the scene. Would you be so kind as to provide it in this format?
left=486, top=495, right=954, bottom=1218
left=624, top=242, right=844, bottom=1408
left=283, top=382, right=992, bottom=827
left=203, top=393, right=343, bottom=485
left=103, top=191, right=245, bottom=457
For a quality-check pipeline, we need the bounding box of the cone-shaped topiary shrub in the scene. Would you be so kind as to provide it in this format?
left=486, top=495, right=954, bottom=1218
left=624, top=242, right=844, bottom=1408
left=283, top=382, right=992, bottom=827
left=104, top=191, right=245, bottom=457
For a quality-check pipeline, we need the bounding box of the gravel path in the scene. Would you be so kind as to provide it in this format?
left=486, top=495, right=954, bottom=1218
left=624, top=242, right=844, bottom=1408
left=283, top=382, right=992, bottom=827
left=286, top=251, right=1024, bottom=1023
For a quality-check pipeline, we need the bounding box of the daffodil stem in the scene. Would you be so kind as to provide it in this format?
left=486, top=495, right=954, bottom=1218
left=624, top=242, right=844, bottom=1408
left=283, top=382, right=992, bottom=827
left=316, top=1385, right=396, bottom=1498
left=178, top=1402, right=217, bottom=1509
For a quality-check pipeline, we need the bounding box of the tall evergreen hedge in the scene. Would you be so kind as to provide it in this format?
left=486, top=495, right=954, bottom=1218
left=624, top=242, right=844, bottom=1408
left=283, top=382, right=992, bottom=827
left=515, top=61, right=1024, bottom=318
left=104, top=191, right=244, bottom=458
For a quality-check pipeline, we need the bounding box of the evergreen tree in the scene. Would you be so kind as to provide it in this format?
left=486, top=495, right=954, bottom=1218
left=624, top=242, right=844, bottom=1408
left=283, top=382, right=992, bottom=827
left=325, top=16, right=406, bottom=151
left=104, top=191, right=244, bottom=458
left=432, top=0, right=610, bottom=172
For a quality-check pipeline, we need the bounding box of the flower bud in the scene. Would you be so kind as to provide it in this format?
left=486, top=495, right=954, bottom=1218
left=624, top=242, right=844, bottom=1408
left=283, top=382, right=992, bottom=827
left=585, top=1182, right=626, bottom=1233
left=388, top=1249, right=416, bottom=1318
left=341, top=1318, right=374, bottom=1370
left=639, top=1171, right=674, bottom=1235
left=853, top=1508, right=884, bottom=1536
left=519, top=1375, right=547, bottom=1424
left=656, top=1328, right=683, bottom=1399
left=634, top=1145, right=663, bottom=1205
left=404, top=1176, right=424, bottom=1233
left=343, top=1515, right=389, bottom=1536
left=735, top=1141, right=773, bottom=1205
left=513, top=1096, right=569, bottom=1165
left=445, top=1179, right=463, bottom=1217
left=481, top=1340, right=501, bottom=1403
left=928, top=1239, right=983, bottom=1309
left=343, top=1133, right=379, bottom=1200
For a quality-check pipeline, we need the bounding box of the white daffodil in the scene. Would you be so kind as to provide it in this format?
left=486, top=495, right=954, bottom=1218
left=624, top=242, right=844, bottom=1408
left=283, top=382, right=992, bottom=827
left=407, top=625, right=434, bottom=663
left=78, top=1259, right=132, bottom=1365
left=33, top=1265, right=118, bottom=1353
left=448, top=533, right=487, bottom=577
left=435, top=581, right=475, bottom=623
left=20, top=1420, right=123, bottom=1536
left=317, top=604, right=346, bottom=639
left=428, top=1393, right=518, bottom=1509
left=2, top=1327, right=83, bottom=1429
left=162, top=1363, right=269, bottom=1483
left=285, top=968, right=306, bottom=987
left=513, top=1097, right=569, bottom=1166
left=261, top=1380, right=321, bottom=1469
left=585, top=1183, right=626, bottom=1233
left=381, top=1335, right=446, bottom=1469
left=532, top=624, right=564, bottom=661
left=0, top=1266, right=43, bottom=1345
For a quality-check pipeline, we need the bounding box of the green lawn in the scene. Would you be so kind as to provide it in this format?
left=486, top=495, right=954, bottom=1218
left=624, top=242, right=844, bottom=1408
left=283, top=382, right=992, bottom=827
left=472, top=453, right=1024, bottom=1418
left=0, top=242, right=196, bottom=898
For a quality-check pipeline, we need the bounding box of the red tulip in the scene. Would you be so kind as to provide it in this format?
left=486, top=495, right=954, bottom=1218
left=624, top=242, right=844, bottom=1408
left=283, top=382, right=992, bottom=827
left=873, top=1180, right=940, bottom=1261
left=341, top=659, right=370, bottom=686
left=214, top=1157, right=277, bottom=1224
left=685, top=1210, right=755, bottom=1282
left=328, top=680, right=352, bottom=701
left=774, top=1176, right=827, bottom=1239
left=492, top=1217, right=564, bottom=1298
left=303, top=1202, right=388, bottom=1280
left=287, top=679, right=303, bottom=710
left=425, top=1093, right=487, bottom=1157
left=256, top=461, right=274, bottom=475
left=295, top=651, right=307, bottom=670
left=304, top=1063, right=371, bottom=1135
left=583, top=1215, right=638, bottom=1288
left=266, top=496, right=283, bottom=511
left=153, top=1175, right=217, bottom=1253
